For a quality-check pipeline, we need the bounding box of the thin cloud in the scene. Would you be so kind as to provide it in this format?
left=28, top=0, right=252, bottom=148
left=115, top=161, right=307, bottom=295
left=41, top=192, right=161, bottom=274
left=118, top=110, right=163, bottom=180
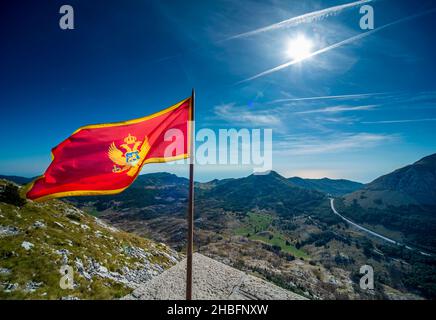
left=362, top=118, right=436, bottom=124
left=225, top=0, right=374, bottom=40
left=214, top=103, right=282, bottom=126
left=276, top=132, right=396, bottom=155
left=296, top=104, right=378, bottom=114
left=268, top=92, right=387, bottom=104
left=238, top=8, right=436, bottom=83
left=318, top=116, right=360, bottom=124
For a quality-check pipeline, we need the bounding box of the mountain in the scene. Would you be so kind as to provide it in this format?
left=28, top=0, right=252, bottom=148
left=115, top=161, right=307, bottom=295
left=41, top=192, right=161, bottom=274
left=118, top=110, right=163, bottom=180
left=71, top=170, right=434, bottom=299
left=0, top=175, right=34, bottom=185
left=0, top=172, right=345, bottom=208
left=340, top=153, right=436, bottom=251
left=21, top=168, right=434, bottom=299
left=345, top=153, right=436, bottom=208
left=2, top=162, right=436, bottom=300
left=67, top=171, right=326, bottom=250
left=70, top=171, right=327, bottom=218
left=288, top=177, right=363, bottom=196
left=70, top=172, right=189, bottom=211
left=201, top=171, right=326, bottom=215
left=66, top=173, right=192, bottom=250
left=0, top=179, right=179, bottom=299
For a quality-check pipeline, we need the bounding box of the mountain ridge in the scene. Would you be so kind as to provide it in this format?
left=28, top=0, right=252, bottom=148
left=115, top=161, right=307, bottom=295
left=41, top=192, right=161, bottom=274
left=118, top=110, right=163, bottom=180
left=0, top=175, right=34, bottom=186
left=288, top=176, right=363, bottom=196
left=345, top=153, right=436, bottom=208
left=1, top=172, right=363, bottom=198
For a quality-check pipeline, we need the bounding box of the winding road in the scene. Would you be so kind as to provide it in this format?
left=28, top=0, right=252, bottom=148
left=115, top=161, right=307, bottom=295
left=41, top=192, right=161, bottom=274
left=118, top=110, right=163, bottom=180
left=329, top=198, right=431, bottom=257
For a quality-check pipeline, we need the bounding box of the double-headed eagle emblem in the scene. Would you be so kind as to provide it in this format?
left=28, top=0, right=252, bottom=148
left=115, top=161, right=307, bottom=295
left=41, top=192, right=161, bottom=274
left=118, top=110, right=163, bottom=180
left=108, top=133, right=150, bottom=177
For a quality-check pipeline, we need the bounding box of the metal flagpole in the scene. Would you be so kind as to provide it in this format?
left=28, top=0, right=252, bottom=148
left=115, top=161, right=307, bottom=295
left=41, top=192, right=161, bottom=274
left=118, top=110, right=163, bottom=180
left=186, top=89, right=195, bottom=300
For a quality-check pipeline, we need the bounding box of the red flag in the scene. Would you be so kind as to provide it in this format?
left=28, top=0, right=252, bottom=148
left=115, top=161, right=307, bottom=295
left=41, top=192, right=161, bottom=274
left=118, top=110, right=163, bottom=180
left=26, top=97, right=192, bottom=201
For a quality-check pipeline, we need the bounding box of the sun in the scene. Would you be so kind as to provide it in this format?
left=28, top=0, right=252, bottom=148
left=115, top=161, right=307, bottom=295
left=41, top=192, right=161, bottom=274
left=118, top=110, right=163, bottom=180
left=286, top=35, right=314, bottom=61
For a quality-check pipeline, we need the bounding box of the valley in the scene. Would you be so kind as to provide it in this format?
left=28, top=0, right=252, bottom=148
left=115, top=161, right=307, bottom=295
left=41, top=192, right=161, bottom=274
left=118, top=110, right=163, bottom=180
left=66, top=154, right=436, bottom=299
left=2, top=153, right=436, bottom=300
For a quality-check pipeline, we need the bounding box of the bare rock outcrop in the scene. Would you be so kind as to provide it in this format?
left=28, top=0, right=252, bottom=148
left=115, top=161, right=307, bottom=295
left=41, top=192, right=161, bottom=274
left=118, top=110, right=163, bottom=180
left=124, top=253, right=306, bottom=300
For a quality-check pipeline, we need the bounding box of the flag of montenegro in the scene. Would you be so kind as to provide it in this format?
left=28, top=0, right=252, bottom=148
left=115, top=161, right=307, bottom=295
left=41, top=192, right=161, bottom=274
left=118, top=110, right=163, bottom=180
left=26, top=97, right=193, bottom=202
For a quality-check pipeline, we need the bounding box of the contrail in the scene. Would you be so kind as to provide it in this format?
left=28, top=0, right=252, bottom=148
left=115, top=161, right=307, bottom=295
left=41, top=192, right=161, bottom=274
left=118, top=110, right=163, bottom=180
left=268, top=92, right=386, bottom=104
left=226, top=0, right=374, bottom=41
left=238, top=8, right=436, bottom=83
left=296, top=104, right=378, bottom=114
left=363, top=118, right=436, bottom=124
left=153, top=0, right=374, bottom=61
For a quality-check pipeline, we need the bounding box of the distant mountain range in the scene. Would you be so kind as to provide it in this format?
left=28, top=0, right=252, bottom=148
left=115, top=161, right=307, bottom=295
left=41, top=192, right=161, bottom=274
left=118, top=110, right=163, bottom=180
left=2, top=154, right=435, bottom=242
left=0, top=175, right=34, bottom=185
left=1, top=171, right=361, bottom=197
left=64, top=171, right=328, bottom=221
left=199, top=171, right=326, bottom=215
left=61, top=153, right=436, bottom=251
left=345, top=153, right=436, bottom=208
left=1, top=171, right=361, bottom=216
left=3, top=153, right=435, bottom=213
left=288, top=177, right=362, bottom=197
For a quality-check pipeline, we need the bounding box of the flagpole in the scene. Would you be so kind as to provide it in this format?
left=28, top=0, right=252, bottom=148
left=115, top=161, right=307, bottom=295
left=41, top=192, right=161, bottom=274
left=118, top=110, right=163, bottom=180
left=186, top=88, right=195, bottom=300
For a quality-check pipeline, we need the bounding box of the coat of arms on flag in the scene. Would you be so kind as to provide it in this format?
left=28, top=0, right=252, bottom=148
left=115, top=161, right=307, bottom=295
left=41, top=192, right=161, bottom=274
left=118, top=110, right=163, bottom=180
left=108, top=134, right=150, bottom=176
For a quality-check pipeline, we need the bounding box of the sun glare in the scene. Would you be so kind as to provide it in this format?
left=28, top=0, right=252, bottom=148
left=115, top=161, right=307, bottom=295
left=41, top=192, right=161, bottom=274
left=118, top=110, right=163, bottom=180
left=286, top=35, right=314, bottom=61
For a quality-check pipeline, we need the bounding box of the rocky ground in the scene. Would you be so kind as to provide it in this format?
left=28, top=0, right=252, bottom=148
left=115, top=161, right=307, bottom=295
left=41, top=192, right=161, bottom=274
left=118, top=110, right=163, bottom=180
left=0, top=180, right=180, bottom=299
left=124, top=253, right=306, bottom=300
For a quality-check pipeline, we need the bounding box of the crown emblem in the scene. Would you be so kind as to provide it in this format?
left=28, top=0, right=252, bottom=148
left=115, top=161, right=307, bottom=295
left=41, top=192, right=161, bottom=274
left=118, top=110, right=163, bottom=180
left=124, top=134, right=137, bottom=145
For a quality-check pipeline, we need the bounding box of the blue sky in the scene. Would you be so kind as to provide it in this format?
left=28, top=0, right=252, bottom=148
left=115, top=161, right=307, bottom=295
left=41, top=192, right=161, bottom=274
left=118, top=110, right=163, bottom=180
left=0, top=0, right=435, bottom=182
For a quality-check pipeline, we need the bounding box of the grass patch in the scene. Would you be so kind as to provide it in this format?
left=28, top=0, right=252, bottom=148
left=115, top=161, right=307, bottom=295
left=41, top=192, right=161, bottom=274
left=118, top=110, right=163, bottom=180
left=234, top=212, right=273, bottom=236
left=233, top=212, right=308, bottom=259
left=0, top=181, right=178, bottom=300
left=250, top=232, right=308, bottom=258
